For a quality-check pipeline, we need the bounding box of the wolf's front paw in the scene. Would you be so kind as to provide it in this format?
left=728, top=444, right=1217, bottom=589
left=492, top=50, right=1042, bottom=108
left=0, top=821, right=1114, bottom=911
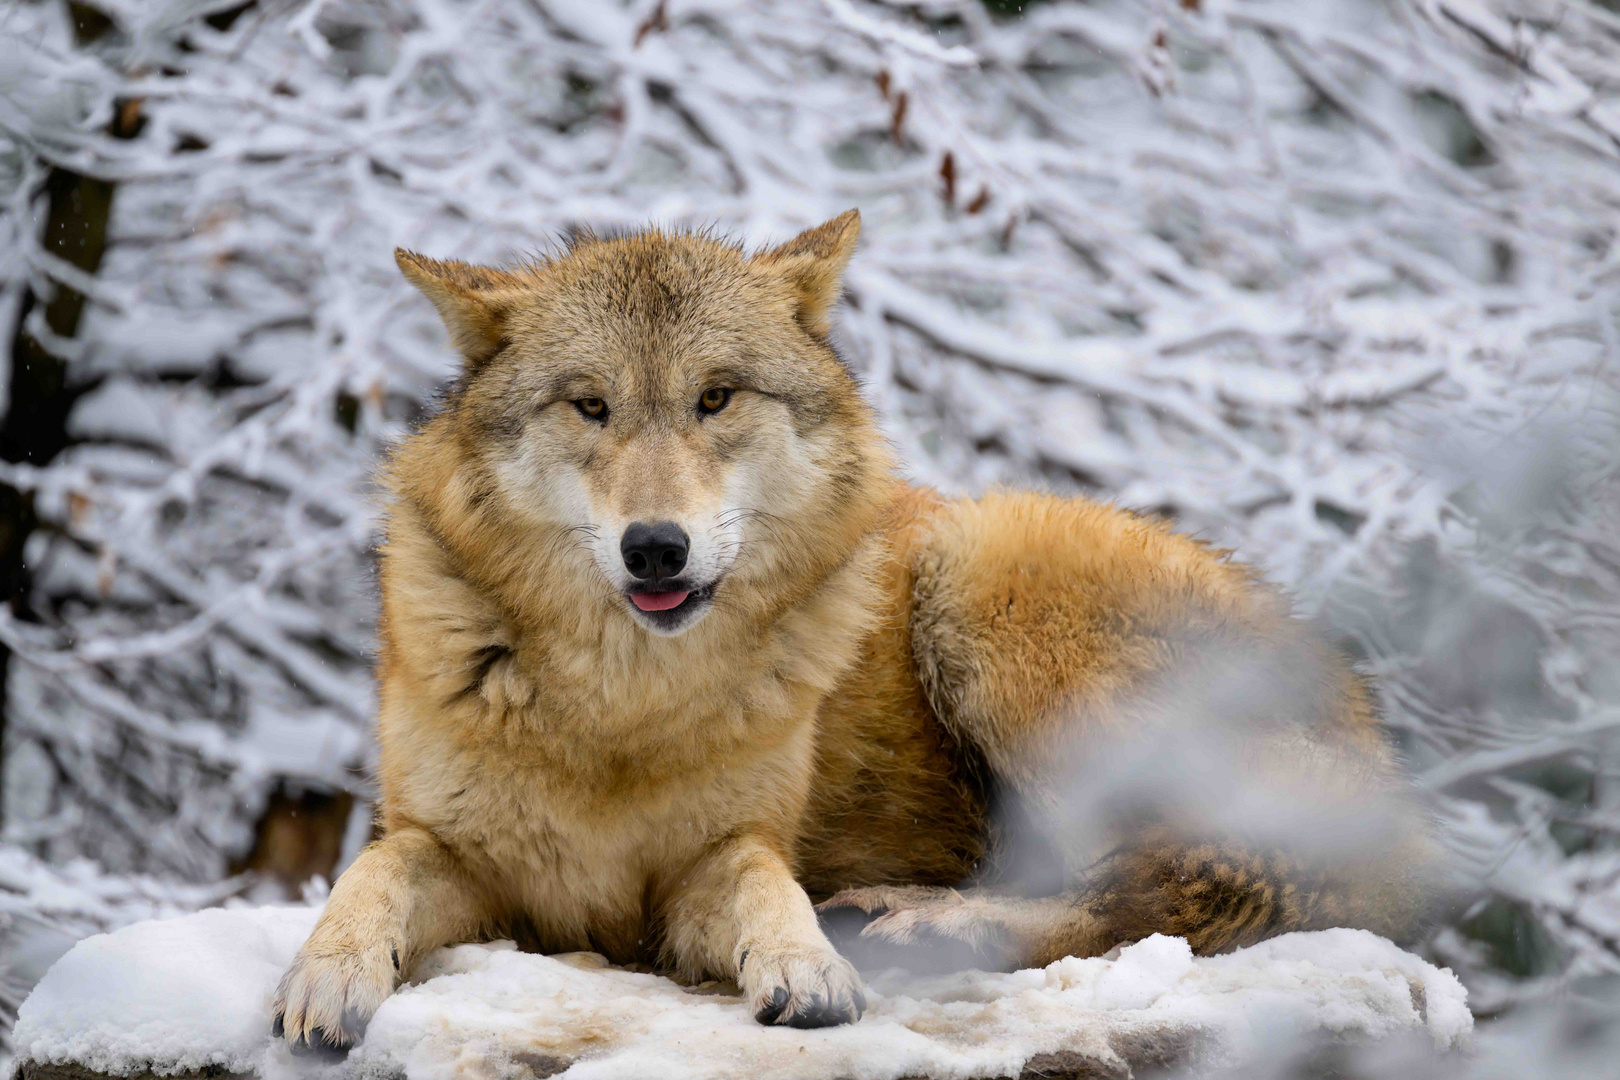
left=740, top=942, right=865, bottom=1028
left=271, top=939, right=398, bottom=1057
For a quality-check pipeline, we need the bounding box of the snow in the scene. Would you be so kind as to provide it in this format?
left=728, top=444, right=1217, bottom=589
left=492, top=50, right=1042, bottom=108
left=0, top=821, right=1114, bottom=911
left=12, top=906, right=1470, bottom=1080
left=11, top=906, right=320, bottom=1078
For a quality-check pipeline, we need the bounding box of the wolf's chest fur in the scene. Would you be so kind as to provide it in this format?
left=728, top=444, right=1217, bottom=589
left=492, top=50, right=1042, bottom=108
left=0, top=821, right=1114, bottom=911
left=373, top=507, right=892, bottom=957
left=391, top=707, right=820, bottom=958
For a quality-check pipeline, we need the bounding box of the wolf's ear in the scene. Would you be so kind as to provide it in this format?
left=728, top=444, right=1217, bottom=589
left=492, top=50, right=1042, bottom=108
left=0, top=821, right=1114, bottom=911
left=395, top=250, right=525, bottom=366
left=753, top=209, right=861, bottom=339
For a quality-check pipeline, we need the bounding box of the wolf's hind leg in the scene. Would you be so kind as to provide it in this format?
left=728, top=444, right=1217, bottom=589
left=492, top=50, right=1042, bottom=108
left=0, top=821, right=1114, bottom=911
left=822, top=854, right=1310, bottom=969
left=818, top=885, right=1106, bottom=967
left=273, top=828, right=491, bottom=1055
left=824, top=828, right=1436, bottom=971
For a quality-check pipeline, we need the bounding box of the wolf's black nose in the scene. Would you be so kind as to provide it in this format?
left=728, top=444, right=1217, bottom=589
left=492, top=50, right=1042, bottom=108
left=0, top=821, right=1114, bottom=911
left=621, top=522, right=689, bottom=580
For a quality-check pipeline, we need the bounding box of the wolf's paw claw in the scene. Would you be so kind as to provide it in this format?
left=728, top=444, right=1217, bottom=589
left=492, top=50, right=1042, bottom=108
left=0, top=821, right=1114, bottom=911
left=272, top=943, right=396, bottom=1055
left=286, top=1026, right=351, bottom=1061
left=742, top=944, right=865, bottom=1028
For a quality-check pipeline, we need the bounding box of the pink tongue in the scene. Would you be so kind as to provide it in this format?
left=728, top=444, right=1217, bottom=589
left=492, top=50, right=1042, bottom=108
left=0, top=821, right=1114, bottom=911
left=631, top=590, right=690, bottom=612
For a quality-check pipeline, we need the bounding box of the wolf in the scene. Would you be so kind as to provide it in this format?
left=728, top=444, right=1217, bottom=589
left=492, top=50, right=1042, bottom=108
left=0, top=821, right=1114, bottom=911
left=272, top=211, right=1441, bottom=1051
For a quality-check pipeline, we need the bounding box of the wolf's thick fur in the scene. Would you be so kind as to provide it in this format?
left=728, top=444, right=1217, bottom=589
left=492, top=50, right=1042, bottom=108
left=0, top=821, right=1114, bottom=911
left=273, top=212, right=1439, bottom=1051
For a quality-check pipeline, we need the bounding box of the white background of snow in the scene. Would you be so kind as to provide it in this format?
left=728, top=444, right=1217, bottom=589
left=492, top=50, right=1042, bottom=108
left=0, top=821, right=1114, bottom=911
left=12, top=906, right=1470, bottom=1080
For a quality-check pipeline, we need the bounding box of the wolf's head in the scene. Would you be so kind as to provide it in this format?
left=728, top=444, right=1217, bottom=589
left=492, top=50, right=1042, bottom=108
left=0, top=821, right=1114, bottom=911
left=392, top=211, right=892, bottom=639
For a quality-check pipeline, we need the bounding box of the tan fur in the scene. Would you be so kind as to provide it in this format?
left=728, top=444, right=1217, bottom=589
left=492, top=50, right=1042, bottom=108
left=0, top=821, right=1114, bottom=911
left=273, top=213, right=1439, bottom=1050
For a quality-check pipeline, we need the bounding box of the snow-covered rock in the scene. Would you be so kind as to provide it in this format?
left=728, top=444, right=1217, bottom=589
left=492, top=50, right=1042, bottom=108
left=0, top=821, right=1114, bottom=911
left=10, top=905, right=1470, bottom=1080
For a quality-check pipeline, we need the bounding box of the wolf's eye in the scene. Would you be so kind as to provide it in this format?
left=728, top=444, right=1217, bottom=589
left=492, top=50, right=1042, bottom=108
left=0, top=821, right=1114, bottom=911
left=574, top=398, right=608, bottom=422
left=697, top=388, right=732, bottom=416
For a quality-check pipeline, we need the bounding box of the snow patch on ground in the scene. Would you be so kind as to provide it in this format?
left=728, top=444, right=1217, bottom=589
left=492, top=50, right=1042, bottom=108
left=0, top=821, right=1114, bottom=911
left=12, top=906, right=1471, bottom=1080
